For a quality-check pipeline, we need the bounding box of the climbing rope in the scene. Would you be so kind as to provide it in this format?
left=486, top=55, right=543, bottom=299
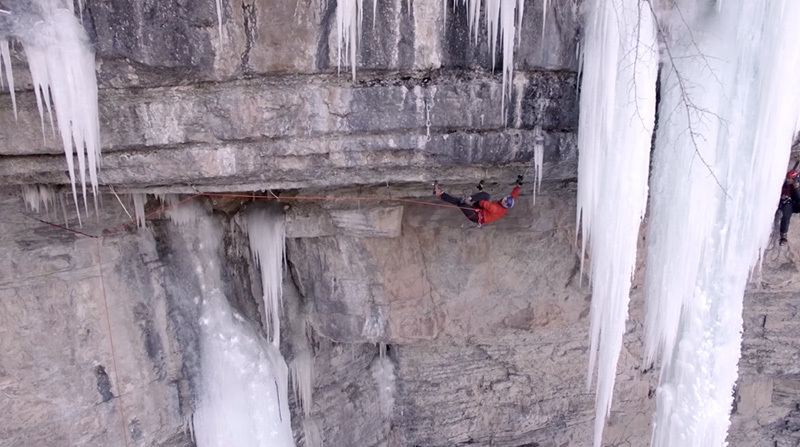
left=96, top=238, right=131, bottom=447
left=23, top=187, right=537, bottom=242
left=17, top=185, right=527, bottom=446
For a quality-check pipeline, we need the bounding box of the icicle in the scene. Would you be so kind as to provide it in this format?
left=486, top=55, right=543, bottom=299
left=458, top=0, right=524, bottom=120
left=132, top=194, right=146, bottom=228
left=59, top=192, right=69, bottom=228
left=193, top=290, right=294, bottom=447
left=22, top=184, right=57, bottom=214
left=303, top=419, right=323, bottom=447
left=1, top=39, right=17, bottom=120
left=498, top=0, right=516, bottom=122
left=178, top=206, right=294, bottom=447
left=336, top=0, right=364, bottom=81
left=532, top=125, right=544, bottom=203
left=576, top=1, right=658, bottom=446
left=467, top=0, right=480, bottom=43
left=289, top=352, right=314, bottom=416
left=13, top=4, right=102, bottom=225
left=541, top=0, right=547, bottom=46
left=370, top=353, right=396, bottom=422
left=215, top=0, right=223, bottom=41
left=244, top=207, right=286, bottom=347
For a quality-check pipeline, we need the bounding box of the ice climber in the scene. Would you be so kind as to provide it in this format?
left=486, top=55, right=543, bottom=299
left=433, top=175, right=523, bottom=226
left=779, top=169, right=800, bottom=246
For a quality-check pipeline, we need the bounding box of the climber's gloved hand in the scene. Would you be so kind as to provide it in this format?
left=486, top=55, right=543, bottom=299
left=516, top=175, right=524, bottom=186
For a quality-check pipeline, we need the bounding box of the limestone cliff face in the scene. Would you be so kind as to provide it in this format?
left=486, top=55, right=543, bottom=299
left=1, top=1, right=800, bottom=447
left=0, top=0, right=578, bottom=191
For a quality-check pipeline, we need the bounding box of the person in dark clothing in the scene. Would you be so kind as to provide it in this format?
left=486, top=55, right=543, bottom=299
left=433, top=176, right=523, bottom=226
left=779, top=169, right=800, bottom=245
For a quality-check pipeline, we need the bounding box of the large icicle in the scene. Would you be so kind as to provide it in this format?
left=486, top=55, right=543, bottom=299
left=245, top=207, right=286, bottom=347
left=0, top=39, right=17, bottom=119
left=576, top=1, right=657, bottom=446
left=645, top=2, right=800, bottom=446
left=8, top=1, right=101, bottom=222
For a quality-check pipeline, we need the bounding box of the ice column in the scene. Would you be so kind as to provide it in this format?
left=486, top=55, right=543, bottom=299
left=176, top=202, right=294, bottom=447
left=245, top=207, right=286, bottom=346
left=575, top=1, right=657, bottom=446
left=645, top=2, right=800, bottom=446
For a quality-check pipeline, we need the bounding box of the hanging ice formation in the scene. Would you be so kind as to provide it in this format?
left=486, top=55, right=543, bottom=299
left=371, top=344, right=396, bottom=426
left=215, top=0, right=223, bottom=40
left=576, top=1, right=657, bottom=446
left=644, top=2, right=800, bottom=446
left=336, top=0, right=363, bottom=81
left=132, top=194, right=146, bottom=228
left=579, top=0, right=800, bottom=446
left=180, top=203, right=294, bottom=447
left=22, top=184, right=57, bottom=214
left=4, top=1, right=100, bottom=225
left=245, top=207, right=287, bottom=346
left=337, top=0, right=524, bottom=116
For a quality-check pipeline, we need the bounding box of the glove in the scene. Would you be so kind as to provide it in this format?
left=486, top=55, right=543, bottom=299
left=516, top=175, right=524, bottom=186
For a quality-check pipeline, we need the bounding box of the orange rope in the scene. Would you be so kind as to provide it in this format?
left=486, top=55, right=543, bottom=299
left=44, top=190, right=488, bottom=238
left=25, top=187, right=492, bottom=447
left=1, top=182, right=525, bottom=447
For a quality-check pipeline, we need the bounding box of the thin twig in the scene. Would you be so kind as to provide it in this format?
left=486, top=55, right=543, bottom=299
left=108, top=185, right=133, bottom=219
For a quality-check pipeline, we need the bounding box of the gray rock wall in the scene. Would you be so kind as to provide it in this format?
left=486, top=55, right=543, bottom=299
left=4, top=183, right=800, bottom=447
left=0, top=0, right=579, bottom=191
left=2, top=1, right=800, bottom=447
left=0, top=190, right=193, bottom=447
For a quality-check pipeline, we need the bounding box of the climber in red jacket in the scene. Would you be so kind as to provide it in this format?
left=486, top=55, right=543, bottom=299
left=778, top=168, right=800, bottom=245
left=434, top=176, right=522, bottom=226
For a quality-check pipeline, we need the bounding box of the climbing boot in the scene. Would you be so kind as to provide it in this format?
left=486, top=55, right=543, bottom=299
left=780, top=233, right=788, bottom=246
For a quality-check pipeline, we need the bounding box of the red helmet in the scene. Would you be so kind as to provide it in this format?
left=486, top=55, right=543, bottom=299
left=788, top=170, right=799, bottom=180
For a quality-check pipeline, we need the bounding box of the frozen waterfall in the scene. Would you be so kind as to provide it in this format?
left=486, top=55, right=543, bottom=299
left=645, top=2, right=800, bottom=446
left=579, top=1, right=800, bottom=446
left=163, top=202, right=294, bottom=447
left=576, top=1, right=657, bottom=446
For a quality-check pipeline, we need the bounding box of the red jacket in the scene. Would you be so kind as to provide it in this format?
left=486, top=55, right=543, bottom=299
left=476, top=185, right=520, bottom=225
